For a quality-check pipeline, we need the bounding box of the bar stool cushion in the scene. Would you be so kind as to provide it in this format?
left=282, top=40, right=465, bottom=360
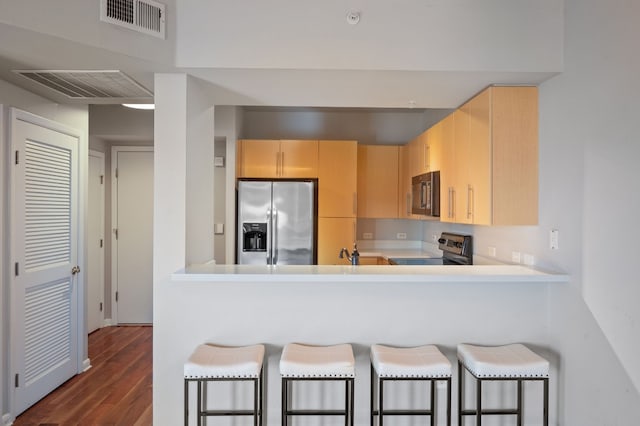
left=280, top=343, right=355, bottom=378
left=184, top=344, right=265, bottom=379
left=457, top=343, right=549, bottom=378
left=371, top=344, right=452, bottom=378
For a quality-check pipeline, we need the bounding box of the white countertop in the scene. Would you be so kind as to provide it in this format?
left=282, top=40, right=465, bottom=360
left=172, top=263, right=568, bottom=283
left=358, top=249, right=440, bottom=259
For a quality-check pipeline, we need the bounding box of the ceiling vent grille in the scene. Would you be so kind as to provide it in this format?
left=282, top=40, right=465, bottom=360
left=12, top=70, right=153, bottom=100
left=100, top=0, right=165, bottom=39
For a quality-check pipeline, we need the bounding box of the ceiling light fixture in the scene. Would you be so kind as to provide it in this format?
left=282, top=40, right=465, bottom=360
left=122, top=103, right=155, bottom=110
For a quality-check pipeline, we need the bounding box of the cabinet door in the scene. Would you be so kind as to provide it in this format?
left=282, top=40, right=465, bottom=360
left=426, top=127, right=442, bottom=172
left=238, top=139, right=280, bottom=178
left=438, top=114, right=456, bottom=223
left=467, top=89, right=492, bottom=225
left=317, top=217, right=356, bottom=265
left=280, top=140, right=318, bottom=178
left=454, top=105, right=473, bottom=224
left=408, top=133, right=426, bottom=177
left=490, top=86, right=539, bottom=225
left=397, top=144, right=412, bottom=219
left=357, top=145, right=399, bottom=218
left=318, top=140, right=357, bottom=217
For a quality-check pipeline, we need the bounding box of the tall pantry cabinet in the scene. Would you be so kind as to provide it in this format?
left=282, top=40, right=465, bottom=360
left=317, top=141, right=358, bottom=265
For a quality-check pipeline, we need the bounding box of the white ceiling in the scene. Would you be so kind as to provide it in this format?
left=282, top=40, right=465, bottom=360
left=0, top=0, right=563, bottom=109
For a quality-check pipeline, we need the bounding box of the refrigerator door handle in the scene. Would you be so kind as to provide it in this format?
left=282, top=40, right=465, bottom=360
left=266, top=208, right=273, bottom=265
left=272, top=208, right=279, bottom=265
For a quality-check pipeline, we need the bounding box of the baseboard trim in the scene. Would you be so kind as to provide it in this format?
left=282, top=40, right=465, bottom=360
left=2, top=413, right=13, bottom=426
left=82, top=358, right=92, bottom=373
left=103, top=318, right=112, bottom=327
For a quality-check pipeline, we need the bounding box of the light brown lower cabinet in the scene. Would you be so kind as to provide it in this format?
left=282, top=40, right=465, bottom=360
left=317, top=217, right=356, bottom=265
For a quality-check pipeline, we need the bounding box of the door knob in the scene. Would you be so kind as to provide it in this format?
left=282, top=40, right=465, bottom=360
left=71, top=266, right=81, bottom=275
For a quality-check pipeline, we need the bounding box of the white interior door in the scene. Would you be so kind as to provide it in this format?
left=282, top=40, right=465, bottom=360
left=87, top=151, right=105, bottom=333
left=112, top=147, right=153, bottom=324
left=10, top=109, right=80, bottom=416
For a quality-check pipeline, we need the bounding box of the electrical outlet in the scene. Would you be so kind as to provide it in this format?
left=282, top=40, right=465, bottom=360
left=523, top=254, right=535, bottom=266
left=432, top=234, right=438, bottom=242
left=362, top=232, right=373, bottom=240
left=396, top=233, right=407, bottom=240
left=550, top=229, right=559, bottom=250
left=512, top=251, right=521, bottom=263
left=487, top=246, right=497, bottom=257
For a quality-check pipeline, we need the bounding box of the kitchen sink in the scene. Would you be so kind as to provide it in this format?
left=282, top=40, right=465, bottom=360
left=388, top=257, right=444, bottom=265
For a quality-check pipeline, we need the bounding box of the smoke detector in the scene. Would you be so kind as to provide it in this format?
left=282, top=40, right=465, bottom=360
left=346, top=11, right=360, bottom=25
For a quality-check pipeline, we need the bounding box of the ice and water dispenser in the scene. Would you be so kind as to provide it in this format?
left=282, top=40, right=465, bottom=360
left=242, top=222, right=267, bottom=252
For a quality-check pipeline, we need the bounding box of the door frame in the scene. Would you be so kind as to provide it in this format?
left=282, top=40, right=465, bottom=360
left=110, top=145, right=154, bottom=325
left=8, top=107, right=87, bottom=418
left=88, top=150, right=106, bottom=332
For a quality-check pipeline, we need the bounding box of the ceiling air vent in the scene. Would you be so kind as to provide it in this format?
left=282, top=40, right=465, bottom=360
left=13, top=70, right=153, bottom=100
left=100, top=0, right=165, bottom=39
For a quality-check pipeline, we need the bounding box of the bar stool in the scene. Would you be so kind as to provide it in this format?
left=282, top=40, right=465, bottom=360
left=280, top=343, right=355, bottom=426
left=184, top=343, right=265, bottom=426
left=457, top=343, right=549, bottom=426
left=370, top=344, right=452, bottom=426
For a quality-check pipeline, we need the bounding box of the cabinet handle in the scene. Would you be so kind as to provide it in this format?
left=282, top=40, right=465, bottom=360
left=467, top=185, right=473, bottom=219
left=449, top=187, right=456, bottom=219
left=406, top=193, right=411, bottom=216
left=280, top=152, right=284, bottom=176
left=424, top=144, right=429, bottom=171
left=275, top=152, right=280, bottom=176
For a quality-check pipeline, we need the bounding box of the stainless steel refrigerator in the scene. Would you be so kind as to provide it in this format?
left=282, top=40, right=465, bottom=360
left=237, top=179, right=317, bottom=265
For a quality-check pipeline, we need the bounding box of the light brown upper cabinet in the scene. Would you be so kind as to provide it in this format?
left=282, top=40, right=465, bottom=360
left=441, top=86, right=538, bottom=225
left=397, top=144, right=412, bottom=219
left=357, top=145, right=399, bottom=218
left=318, top=140, right=357, bottom=218
left=237, top=139, right=318, bottom=178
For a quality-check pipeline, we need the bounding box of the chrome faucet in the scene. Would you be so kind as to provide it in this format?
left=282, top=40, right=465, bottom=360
left=339, top=243, right=360, bottom=265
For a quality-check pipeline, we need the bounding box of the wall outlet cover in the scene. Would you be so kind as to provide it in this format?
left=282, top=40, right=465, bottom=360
left=362, top=232, right=373, bottom=240
left=396, top=232, right=407, bottom=240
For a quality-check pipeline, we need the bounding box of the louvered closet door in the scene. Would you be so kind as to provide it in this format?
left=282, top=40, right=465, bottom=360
left=11, top=113, right=79, bottom=416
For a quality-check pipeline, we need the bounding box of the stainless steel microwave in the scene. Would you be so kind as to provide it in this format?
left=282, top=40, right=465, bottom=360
left=411, top=171, right=440, bottom=217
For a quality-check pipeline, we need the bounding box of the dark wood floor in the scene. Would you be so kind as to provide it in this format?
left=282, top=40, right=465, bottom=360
left=13, top=325, right=152, bottom=426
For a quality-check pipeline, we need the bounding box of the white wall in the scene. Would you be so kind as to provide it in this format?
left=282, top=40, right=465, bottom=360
left=0, top=0, right=175, bottom=65
left=419, top=0, right=640, bottom=423
left=0, top=78, right=89, bottom=422
left=213, top=106, right=244, bottom=263
left=177, top=0, right=562, bottom=73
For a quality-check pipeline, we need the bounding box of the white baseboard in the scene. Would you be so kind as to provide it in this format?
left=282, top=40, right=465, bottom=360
left=82, top=358, right=92, bottom=373
left=2, top=413, right=13, bottom=426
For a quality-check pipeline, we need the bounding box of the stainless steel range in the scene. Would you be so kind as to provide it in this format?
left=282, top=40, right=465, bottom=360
left=388, top=232, right=473, bottom=265
left=437, top=232, right=473, bottom=265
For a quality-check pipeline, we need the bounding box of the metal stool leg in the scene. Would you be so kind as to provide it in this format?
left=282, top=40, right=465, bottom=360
left=281, top=378, right=288, bottom=426
left=430, top=379, right=436, bottom=426
left=543, top=378, right=549, bottom=426
left=446, top=377, right=452, bottom=426
left=517, top=379, right=523, bottom=426
left=458, top=361, right=464, bottom=426
left=184, top=380, right=189, bottom=426
left=476, top=377, right=482, bottom=426
left=370, top=364, right=375, bottom=426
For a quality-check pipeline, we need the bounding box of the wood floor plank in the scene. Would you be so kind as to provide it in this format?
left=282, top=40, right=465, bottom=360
left=13, top=326, right=153, bottom=426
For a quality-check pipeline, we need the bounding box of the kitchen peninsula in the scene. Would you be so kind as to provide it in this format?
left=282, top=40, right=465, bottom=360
left=169, top=263, right=567, bottom=425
